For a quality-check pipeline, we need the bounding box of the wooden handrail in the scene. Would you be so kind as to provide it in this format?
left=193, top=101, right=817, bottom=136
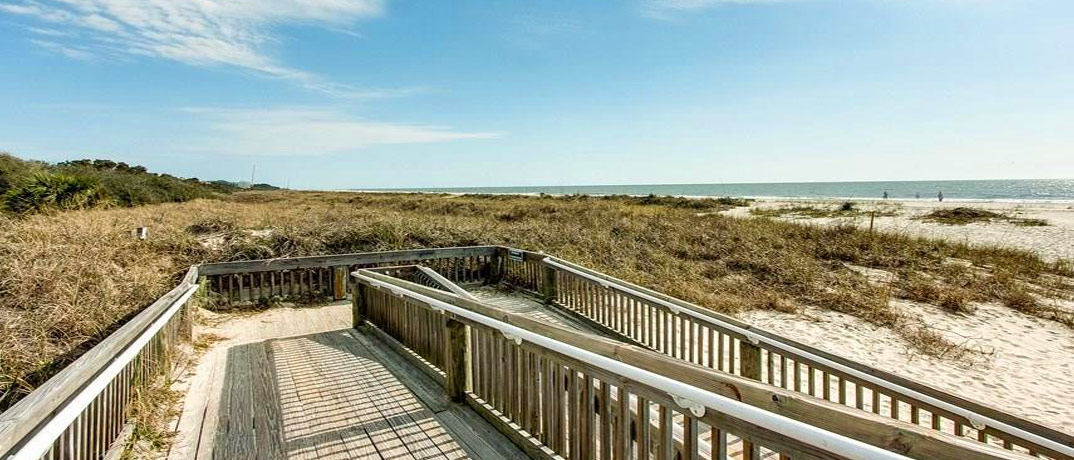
left=0, top=267, right=200, bottom=459
left=358, top=269, right=1030, bottom=460
left=198, top=245, right=498, bottom=275
left=507, top=248, right=1074, bottom=459
left=4, top=245, right=1066, bottom=460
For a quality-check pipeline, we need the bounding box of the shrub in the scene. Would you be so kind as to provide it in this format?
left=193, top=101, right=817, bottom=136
left=2, top=173, right=103, bottom=214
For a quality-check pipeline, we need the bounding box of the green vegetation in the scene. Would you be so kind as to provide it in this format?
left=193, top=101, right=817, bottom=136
left=3, top=173, right=104, bottom=215
left=0, top=153, right=278, bottom=215
left=612, top=194, right=753, bottom=210
left=920, top=207, right=1050, bottom=226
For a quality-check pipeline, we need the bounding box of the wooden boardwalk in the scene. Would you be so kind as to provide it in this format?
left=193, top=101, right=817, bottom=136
left=169, top=304, right=525, bottom=460
left=467, top=286, right=595, bottom=333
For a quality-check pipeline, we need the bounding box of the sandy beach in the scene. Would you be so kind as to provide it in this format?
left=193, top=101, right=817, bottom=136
left=721, top=198, right=1074, bottom=433
left=724, top=198, right=1074, bottom=262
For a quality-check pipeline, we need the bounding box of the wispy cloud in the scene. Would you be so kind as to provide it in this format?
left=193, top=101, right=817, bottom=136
left=29, top=38, right=96, bottom=60
left=183, top=107, right=501, bottom=156
left=0, top=0, right=392, bottom=97
left=643, top=0, right=796, bottom=19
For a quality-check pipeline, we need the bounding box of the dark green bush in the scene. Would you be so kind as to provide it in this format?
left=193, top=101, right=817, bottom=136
left=3, top=173, right=103, bottom=214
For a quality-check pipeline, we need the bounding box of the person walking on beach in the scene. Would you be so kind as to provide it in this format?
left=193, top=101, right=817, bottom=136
left=938, top=190, right=944, bottom=202
left=883, top=190, right=889, bottom=199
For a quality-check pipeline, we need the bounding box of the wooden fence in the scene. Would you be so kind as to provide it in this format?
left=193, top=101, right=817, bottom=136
left=0, top=267, right=200, bottom=460
left=354, top=269, right=1030, bottom=460
left=3, top=245, right=1070, bottom=460
left=0, top=246, right=497, bottom=460
left=495, top=248, right=1074, bottom=460
left=197, top=246, right=498, bottom=307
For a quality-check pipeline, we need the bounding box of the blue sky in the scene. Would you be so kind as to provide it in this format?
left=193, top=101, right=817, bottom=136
left=1, top=0, right=1071, bottom=189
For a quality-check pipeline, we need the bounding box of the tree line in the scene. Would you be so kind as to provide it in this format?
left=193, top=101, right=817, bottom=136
left=0, top=153, right=278, bottom=215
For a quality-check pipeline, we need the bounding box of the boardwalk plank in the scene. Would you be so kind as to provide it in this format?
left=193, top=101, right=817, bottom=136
left=251, top=344, right=286, bottom=459
left=219, top=344, right=253, bottom=460
left=179, top=303, right=529, bottom=460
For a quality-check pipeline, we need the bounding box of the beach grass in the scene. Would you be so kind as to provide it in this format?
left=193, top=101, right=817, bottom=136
left=920, top=207, right=1050, bottom=226
left=1, top=191, right=1071, bottom=409
left=750, top=201, right=900, bottom=219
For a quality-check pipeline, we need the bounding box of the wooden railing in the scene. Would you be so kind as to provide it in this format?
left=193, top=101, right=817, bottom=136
left=198, top=246, right=498, bottom=307
left=0, top=246, right=497, bottom=460
left=3, top=245, right=1069, bottom=460
left=0, top=267, right=200, bottom=460
left=354, top=269, right=1029, bottom=460
left=495, top=248, right=1074, bottom=460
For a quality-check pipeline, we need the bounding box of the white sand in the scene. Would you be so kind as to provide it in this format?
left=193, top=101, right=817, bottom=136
left=741, top=300, right=1074, bottom=433
left=720, top=198, right=1074, bottom=434
left=723, top=199, right=1074, bottom=262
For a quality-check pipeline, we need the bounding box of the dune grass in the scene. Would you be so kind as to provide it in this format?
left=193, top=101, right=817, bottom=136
left=750, top=201, right=900, bottom=219
left=920, top=207, right=1049, bottom=226
left=1, top=191, right=1071, bottom=410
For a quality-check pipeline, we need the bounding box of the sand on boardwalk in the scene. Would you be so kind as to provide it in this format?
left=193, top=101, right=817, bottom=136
left=723, top=198, right=1074, bottom=262
left=719, top=198, right=1074, bottom=434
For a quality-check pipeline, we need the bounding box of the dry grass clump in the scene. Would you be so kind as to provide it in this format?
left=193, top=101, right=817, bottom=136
left=1, top=191, right=1071, bottom=408
left=607, top=194, right=752, bottom=210
left=896, top=273, right=975, bottom=314
left=0, top=202, right=218, bottom=408
left=902, top=324, right=978, bottom=361
left=123, top=379, right=181, bottom=458
left=186, top=216, right=237, bottom=235
left=921, top=207, right=1049, bottom=226
left=751, top=202, right=899, bottom=219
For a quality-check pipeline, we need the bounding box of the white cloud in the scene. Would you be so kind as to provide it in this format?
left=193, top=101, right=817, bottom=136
left=183, top=108, right=501, bottom=156
left=27, top=26, right=69, bottom=36
left=1, top=0, right=388, bottom=96
left=643, top=0, right=796, bottom=18
left=29, top=38, right=96, bottom=59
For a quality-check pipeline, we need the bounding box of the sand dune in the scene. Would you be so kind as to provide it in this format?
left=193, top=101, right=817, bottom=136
left=722, top=198, right=1074, bottom=433
left=724, top=199, right=1074, bottom=261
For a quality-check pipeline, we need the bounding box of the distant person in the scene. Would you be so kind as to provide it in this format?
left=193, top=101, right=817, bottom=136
left=938, top=191, right=944, bottom=202
left=915, top=192, right=921, bottom=199
left=883, top=190, right=889, bottom=199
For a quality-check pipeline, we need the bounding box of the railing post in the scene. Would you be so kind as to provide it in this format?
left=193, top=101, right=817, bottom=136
left=444, top=318, right=471, bottom=402
left=184, top=277, right=203, bottom=341
left=352, top=277, right=368, bottom=329
left=489, top=247, right=505, bottom=284
left=739, top=340, right=763, bottom=460
left=541, top=262, right=557, bottom=305
left=333, top=266, right=348, bottom=300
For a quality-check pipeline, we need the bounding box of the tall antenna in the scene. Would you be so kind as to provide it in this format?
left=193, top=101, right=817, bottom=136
left=250, top=163, right=256, bottom=184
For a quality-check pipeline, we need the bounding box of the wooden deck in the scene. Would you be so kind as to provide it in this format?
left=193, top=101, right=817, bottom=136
left=467, top=286, right=594, bottom=333
left=168, top=304, right=525, bottom=460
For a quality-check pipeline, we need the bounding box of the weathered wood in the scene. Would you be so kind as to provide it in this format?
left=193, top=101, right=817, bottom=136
left=331, top=266, right=347, bottom=300
left=465, top=393, right=558, bottom=460
left=445, top=318, right=472, bottom=402
left=352, top=277, right=368, bottom=328
left=541, top=264, right=557, bottom=305
left=0, top=267, right=199, bottom=459
left=538, top=254, right=1074, bottom=458
left=198, top=246, right=498, bottom=276
left=361, top=271, right=1034, bottom=460
left=417, top=265, right=480, bottom=301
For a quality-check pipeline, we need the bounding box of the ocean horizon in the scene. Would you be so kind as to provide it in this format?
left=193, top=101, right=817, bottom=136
left=369, top=179, right=1074, bottom=202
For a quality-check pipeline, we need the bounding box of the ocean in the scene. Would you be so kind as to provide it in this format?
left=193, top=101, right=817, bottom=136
left=378, top=179, right=1074, bottom=202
